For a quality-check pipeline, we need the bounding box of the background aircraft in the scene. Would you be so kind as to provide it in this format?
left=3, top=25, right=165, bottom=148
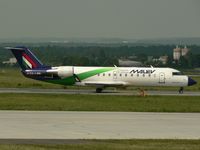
left=6, top=47, right=197, bottom=93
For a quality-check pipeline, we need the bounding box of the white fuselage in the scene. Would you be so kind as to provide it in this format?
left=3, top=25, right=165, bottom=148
left=50, top=66, right=189, bottom=87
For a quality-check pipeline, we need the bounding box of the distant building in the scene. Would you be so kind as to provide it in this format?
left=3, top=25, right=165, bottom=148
left=181, top=45, right=190, bottom=56
left=118, top=59, right=142, bottom=67
left=2, top=58, right=17, bottom=65
left=159, top=56, right=168, bottom=65
left=173, top=46, right=181, bottom=61
left=173, top=45, right=190, bottom=61
left=152, top=56, right=168, bottom=65
left=122, top=41, right=129, bottom=44
left=147, top=56, right=153, bottom=62
left=127, top=55, right=137, bottom=60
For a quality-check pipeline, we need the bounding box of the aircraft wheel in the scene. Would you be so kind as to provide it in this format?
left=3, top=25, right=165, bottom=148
left=96, top=88, right=103, bottom=93
left=179, top=87, right=184, bottom=94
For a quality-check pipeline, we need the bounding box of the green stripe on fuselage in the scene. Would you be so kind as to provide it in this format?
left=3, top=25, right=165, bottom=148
left=78, top=68, right=114, bottom=80
left=46, top=76, right=76, bottom=85
left=46, top=67, right=115, bottom=85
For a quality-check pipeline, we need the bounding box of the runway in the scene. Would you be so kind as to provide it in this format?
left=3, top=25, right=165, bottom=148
left=0, top=88, right=200, bottom=96
left=0, top=111, right=200, bottom=140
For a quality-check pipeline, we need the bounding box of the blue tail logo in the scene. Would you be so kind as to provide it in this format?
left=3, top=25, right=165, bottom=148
left=6, top=46, right=46, bottom=70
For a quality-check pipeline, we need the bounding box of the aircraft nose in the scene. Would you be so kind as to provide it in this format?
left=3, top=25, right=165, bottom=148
left=188, top=77, right=197, bottom=86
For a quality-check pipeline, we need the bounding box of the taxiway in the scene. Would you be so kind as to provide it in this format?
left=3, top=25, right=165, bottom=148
left=0, top=111, right=200, bottom=139
left=0, top=88, right=200, bottom=96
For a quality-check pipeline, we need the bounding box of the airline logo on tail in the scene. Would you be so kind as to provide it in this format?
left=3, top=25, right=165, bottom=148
left=22, top=53, right=37, bottom=69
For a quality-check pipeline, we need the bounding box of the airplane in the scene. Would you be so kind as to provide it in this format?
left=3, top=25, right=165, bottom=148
left=6, top=46, right=197, bottom=93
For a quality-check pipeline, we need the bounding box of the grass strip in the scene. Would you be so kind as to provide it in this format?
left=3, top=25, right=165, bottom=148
left=0, top=93, right=200, bottom=112
left=0, top=139, right=200, bottom=150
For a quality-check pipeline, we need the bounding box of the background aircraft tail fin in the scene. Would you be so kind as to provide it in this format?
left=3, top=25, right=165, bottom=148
left=6, top=46, right=48, bottom=70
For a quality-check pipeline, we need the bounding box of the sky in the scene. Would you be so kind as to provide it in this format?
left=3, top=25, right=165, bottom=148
left=0, top=0, right=200, bottom=39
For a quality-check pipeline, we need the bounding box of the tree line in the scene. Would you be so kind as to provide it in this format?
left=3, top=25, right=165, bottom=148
left=0, top=44, right=200, bottom=69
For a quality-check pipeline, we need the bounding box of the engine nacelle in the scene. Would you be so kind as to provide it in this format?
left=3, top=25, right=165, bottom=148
left=57, top=67, right=74, bottom=78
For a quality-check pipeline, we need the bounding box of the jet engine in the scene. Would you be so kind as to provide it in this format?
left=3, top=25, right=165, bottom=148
left=57, top=66, right=74, bottom=78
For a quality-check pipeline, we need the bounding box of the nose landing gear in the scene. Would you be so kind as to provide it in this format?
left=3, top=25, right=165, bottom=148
left=179, top=87, right=184, bottom=94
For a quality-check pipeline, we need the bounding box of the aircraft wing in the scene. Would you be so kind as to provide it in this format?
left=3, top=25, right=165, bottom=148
left=83, top=81, right=126, bottom=87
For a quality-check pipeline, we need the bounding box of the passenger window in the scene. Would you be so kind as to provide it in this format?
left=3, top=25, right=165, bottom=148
left=143, top=74, right=145, bottom=77
left=131, top=74, right=133, bottom=77
left=108, top=73, right=111, bottom=76
left=125, top=74, right=127, bottom=77
left=103, top=73, right=105, bottom=76
left=120, top=74, right=122, bottom=77
left=137, top=74, right=139, bottom=77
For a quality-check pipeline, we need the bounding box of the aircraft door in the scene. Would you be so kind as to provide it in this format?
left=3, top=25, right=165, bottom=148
left=113, top=71, right=117, bottom=80
left=159, top=72, right=165, bottom=83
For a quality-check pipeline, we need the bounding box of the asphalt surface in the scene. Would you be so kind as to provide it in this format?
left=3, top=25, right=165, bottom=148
left=0, top=88, right=200, bottom=96
left=0, top=111, right=200, bottom=141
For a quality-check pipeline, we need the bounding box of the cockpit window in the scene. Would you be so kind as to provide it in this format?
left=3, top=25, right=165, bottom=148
left=172, top=72, right=183, bottom=76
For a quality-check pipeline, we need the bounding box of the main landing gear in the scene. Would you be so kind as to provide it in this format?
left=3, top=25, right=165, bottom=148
left=138, top=88, right=147, bottom=97
left=179, top=87, right=184, bottom=94
left=96, top=88, right=103, bottom=93
left=139, top=89, right=147, bottom=97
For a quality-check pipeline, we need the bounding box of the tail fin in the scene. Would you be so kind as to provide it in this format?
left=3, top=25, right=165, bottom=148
left=6, top=46, right=46, bottom=70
